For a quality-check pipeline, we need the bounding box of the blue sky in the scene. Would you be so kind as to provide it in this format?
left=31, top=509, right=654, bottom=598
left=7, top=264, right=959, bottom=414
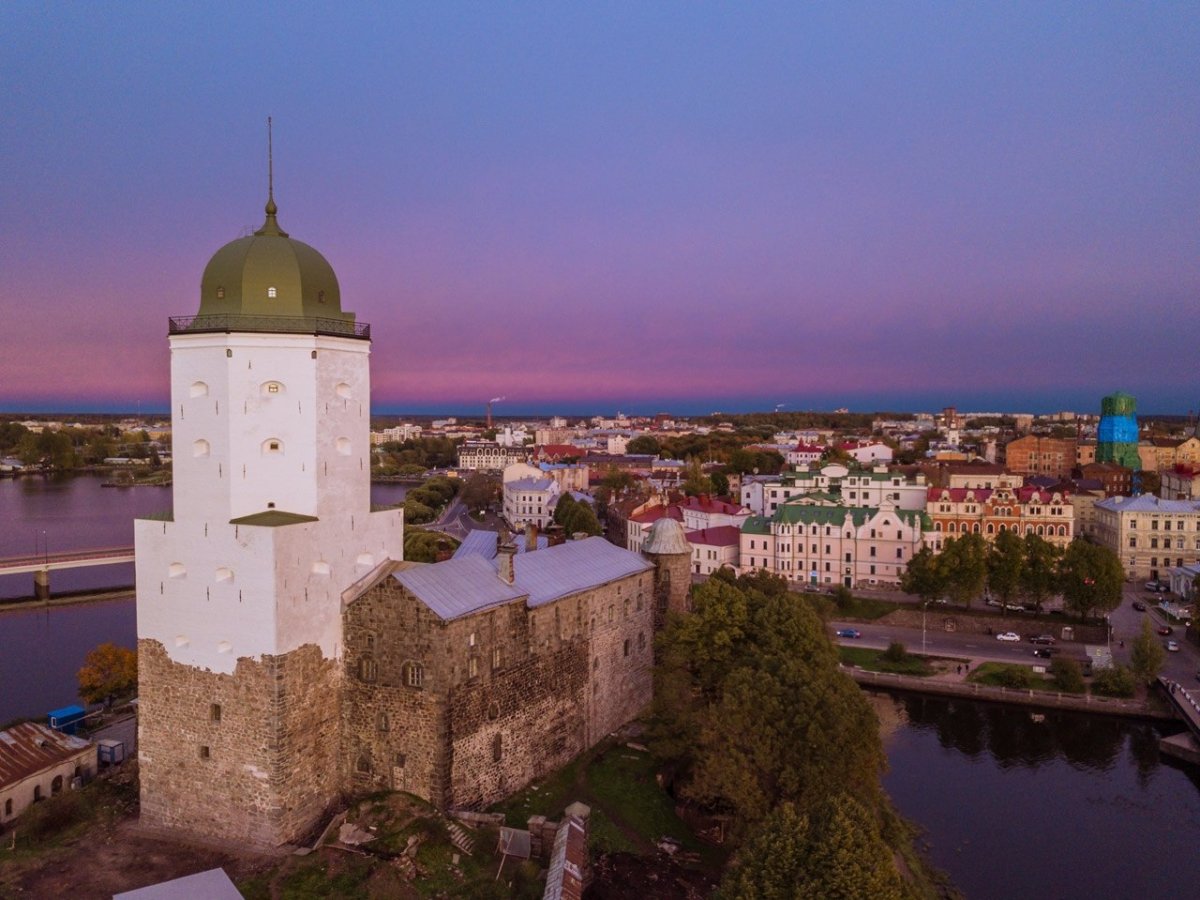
left=2, top=3, right=1197, bottom=416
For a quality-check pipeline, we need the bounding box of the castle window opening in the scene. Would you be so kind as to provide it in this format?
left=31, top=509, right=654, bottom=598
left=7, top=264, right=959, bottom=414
left=356, top=754, right=371, bottom=774
left=468, top=656, right=479, bottom=679
left=492, top=734, right=503, bottom=762
left=210, top=703, right=222, bottom=723
left=33, top=785, right=42, bottom=802
left=404, top=661, right=423, bottom=688
left=199, top=746, right=210, bottom=760
left=51, top=775, right=63, bottom=795
left=491, top=648, right=502, bottom=671
left=267, top=286, right=277, bottom=298
left=623, top=639, right=630, bottom=657
left=4, top=799, right=11, bottom=816
left=359, top=656, right=378, bottom=683
left=377, top=712, right=389, bottom=732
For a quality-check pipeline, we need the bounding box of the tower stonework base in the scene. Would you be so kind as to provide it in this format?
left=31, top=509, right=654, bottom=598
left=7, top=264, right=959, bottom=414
left=137, top=640, right=342, bottom=845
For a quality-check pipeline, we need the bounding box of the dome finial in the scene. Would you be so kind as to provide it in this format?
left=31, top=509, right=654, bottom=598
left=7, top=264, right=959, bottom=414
left=256, top=116, right=288, bottom=236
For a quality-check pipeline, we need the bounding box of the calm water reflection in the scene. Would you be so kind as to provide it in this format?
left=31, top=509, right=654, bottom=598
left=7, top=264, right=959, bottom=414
left=876, top=691, right=1200, bottom=900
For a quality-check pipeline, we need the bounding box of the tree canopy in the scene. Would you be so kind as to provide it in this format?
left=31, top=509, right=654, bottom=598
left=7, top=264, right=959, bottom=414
left=1059, top=539, right=1124, bottom=620
left=1131, top=617, right=1165, bottom=683
left=650, top=572, right=887, bottom=835
left=77, top=643, right=137, bottom=706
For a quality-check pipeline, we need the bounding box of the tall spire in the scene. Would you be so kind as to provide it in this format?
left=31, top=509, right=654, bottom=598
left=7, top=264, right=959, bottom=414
left=256, top=116, right=288, bottom=236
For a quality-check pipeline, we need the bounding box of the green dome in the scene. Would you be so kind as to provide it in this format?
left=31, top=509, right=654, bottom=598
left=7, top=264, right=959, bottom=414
left=197, top=198, right=352, bottom=323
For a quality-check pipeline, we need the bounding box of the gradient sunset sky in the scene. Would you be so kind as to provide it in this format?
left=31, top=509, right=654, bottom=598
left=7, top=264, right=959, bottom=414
left=2, top=4, right=1197, bottom=417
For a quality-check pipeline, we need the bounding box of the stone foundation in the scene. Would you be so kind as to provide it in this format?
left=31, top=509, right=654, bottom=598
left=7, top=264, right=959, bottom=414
left=138, top=639, right=342, bottom=846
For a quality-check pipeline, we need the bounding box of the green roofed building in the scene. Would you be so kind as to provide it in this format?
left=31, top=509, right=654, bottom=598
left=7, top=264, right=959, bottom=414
left=740, top=499, right=931, bottom=590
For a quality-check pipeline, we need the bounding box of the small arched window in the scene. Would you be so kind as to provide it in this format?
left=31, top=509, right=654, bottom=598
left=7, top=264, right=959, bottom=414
left=336, top=437, right=352, bottom=456
left=262, top=438, right=283, bottom=456
left=216, top=286, right=225, bottom=299
left=190, top=381, right=209, bottom=397
left=192, top=439, right=210, bottom=458
left=267, top=286, right=277, bottom=299
left=359, top=656, right=378, bottom=683
left=262, top=381, right=284, bottom=396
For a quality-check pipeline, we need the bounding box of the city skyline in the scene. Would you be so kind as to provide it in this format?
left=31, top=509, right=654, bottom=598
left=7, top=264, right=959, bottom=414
left=2, top=4, right=1197, bottom=416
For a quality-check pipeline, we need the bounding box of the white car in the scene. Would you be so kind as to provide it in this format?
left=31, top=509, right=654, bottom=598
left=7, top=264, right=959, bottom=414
left=1166, top=640, right=1180, bottom=652
left=996, top=632, right=1021, bottom=642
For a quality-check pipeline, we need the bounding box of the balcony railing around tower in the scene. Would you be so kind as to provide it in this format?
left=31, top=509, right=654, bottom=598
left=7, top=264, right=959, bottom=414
left=168, top=314, right=371, bottom=340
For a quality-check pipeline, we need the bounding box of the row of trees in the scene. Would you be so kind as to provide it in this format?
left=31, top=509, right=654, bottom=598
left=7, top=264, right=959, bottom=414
left=651, top=571, right=913, bottom=896
left=551, top=493, right=601, bottom=536
left=402, top=475, right=459, bottom=525
left=1, top=422, right=163, bottom=470
left=901, top=532, right=1124, bottom=620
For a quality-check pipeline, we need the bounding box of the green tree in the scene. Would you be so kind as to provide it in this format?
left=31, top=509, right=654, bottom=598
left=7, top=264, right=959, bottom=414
left=987, top=529, right=1024, bottom=609
left=681, top=456, right=713, bottom=497
left=719, top=796, right=903, bottom=900
left=651, top=573, right=886, bottom=834
left=1092, top=665, right=1136, bottom=698
left=403, top=528, right=460, bottom=563
left=560, top=499, right=601, bottom=537
left=77, top=643, right=137, bottom=706
left=625, top=435, right=661, bottom=455
left=552, top=492, right=578, bottom=527
left=1130, top=617, right=1166, bottom=683
left=1020, top=533, right=1061, bottom=611
left=458, top=473, right=497, bottom=513
left=710, top=470, right=730, bottom=497
left=1059, top=539, right=1124, bottom=620
left=899, top=546, right=945, bottom=604
left=938, top=534, right=988, bottom=608
left=403, top=498, right=435, bottom=524
left=1049, top=657, right=1085, bottom=693
left=882, top=642, right=908, bottom=663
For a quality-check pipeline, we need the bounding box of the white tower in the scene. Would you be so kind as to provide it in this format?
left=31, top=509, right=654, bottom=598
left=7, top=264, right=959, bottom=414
left=134, top=168, right=403, bottom=845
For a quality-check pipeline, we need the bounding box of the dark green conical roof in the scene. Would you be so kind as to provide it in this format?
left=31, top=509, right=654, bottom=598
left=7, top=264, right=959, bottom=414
left=197, top=194, right=352, bottom=323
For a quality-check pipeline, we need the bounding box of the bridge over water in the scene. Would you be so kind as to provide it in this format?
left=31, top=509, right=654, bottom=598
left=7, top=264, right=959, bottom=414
left=0, top=547, right=135, bottom=599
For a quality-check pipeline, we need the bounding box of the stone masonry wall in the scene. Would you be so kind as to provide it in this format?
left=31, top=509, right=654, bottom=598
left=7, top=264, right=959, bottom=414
left=138, top=639, right=342, bottom=846
left=343, top=566, right=654, bottom=812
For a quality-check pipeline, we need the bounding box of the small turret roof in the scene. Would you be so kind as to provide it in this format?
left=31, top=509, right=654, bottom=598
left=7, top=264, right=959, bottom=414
left=643, top=518, right=691, bottom=555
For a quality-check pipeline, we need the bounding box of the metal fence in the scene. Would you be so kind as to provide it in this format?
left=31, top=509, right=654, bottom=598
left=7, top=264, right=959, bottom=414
left=168, top=314, right=370, bottom=340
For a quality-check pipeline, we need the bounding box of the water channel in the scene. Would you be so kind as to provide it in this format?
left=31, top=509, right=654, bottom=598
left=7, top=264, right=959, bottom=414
left=3, top=475, right=1200, bottom=896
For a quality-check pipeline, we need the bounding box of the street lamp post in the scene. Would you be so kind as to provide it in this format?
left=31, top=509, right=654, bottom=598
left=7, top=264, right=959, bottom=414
left=922, top=600, right=928, bottom=655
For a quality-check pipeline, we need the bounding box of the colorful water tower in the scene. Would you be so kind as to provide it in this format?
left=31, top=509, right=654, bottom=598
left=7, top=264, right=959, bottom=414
left=1096, top=391, right=1140, bottom=470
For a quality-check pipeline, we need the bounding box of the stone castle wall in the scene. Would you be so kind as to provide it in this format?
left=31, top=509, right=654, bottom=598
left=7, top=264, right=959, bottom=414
left=342, top=567, right=654, bottom=811
left=138, top=639, right=341, bottom=846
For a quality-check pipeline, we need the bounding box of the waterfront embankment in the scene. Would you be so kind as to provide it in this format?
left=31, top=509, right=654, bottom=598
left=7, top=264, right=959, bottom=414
left=849, top=665, right=1175, bottom=720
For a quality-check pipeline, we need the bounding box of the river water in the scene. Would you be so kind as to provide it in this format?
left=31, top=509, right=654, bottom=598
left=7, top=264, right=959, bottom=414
left=874, top=691, right=1200, bottom=899
left=3, top=476, right=1200, bottom=896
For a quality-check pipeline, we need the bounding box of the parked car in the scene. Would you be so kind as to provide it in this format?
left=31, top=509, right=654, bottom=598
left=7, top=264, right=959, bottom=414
left=1144, top=581, right=1168, bottom=593
left=996, top=632, right=1021, bottom=642
left=836, top=628, right=862, bottom=639
left=1029, top=635, right=1056, bottom=645
left=1166, top=640, right=1180, bottom=652
left=1132, top=601, right=1146, bottom=612
left=1158, top=626, right=1174, bottom=636
left=1033, top=648, right=1055, bottom=659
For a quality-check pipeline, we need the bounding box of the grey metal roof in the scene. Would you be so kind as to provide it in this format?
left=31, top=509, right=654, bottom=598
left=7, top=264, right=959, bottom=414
left=1095, top=495, right=1200, bottom=514
left=642, top=518, right=691, bottom=555
left=113, top=867, right=243, bottom=899
left=506, top=477, right=556, bottom=492
left=515, top=537, right=652, bottom=608
left=452, top=529, right=547, bottom=560
left=396, top=537, right=651, bottom=620
left=393, top=556, right=526, bottom=621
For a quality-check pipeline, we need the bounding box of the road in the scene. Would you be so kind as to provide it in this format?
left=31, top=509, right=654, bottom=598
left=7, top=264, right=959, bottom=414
left=833, top=582, right=1200, bottom=685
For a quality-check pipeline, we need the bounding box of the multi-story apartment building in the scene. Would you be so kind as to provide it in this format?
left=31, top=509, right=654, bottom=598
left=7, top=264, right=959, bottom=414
left=925, top=479, right=1074, bottom=551
left=458, top=440, right=528, bottom=472
left=1138, top=436, right=1200, bottom=473
left=1004, top=435, right=1077, bottom=479
left=1079, top=462, right=1133, bottom=496
left=740, top=465, right=927, bottom=517
left=785, top=443, right=823, bottom=468
left=740, top=500, right=928, bottom=589
left=371, top=423, right=423, bottom=445
left=1093, top=494, right=1200, bottom=582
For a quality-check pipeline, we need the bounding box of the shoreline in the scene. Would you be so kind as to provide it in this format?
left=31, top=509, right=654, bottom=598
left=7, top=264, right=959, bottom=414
left=850, top=666, right=1175, bottom=721
left=0, top=588, right=134, bottom=615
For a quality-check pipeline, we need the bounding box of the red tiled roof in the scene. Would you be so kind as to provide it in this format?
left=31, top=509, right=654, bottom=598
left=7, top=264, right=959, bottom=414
left=536, top=444, right=583, bottom=458
left=677, top=495, right=743, bottom=515
left=686, top=525, right=741, bottom=546
left=629, top=505, right=683, bottom=524
left=792, top=443, right=823, bottom=453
